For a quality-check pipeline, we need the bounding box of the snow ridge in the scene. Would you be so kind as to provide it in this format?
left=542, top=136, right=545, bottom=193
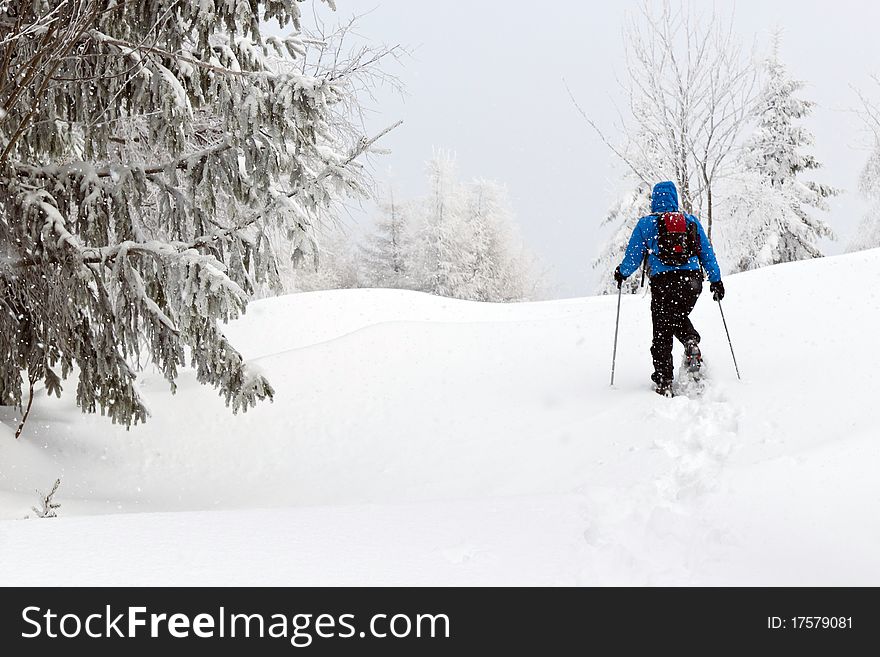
left=2, top=249, right=880, bottom=585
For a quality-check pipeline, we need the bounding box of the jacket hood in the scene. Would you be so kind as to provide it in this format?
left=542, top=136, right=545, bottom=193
left=651, top=181, right=679, bottom=213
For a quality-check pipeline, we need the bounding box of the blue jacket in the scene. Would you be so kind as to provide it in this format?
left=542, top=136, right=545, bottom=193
left=618, top=181, right=722, bottom=283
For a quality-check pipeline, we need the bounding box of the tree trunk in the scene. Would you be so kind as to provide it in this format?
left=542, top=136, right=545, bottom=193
left=706, top=184, right=714, bottom=242
left=14, top=376, right=35, bottom=440
left=701, top=163, right=713, bottom=242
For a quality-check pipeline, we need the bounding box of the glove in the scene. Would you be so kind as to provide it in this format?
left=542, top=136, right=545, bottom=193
left=613, top=266, right=625, bottom=289
left=710, top=280, right=725, bottom=302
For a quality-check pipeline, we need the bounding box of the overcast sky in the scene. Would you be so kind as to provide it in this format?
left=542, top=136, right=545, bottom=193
left=294, top=1, right=878, bottom=297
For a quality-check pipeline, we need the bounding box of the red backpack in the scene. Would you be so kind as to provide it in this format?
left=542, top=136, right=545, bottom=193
left=655, top=212, right=701, bottom=267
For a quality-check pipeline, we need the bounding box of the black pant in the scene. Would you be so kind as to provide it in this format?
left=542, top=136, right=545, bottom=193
left=649, top=270, right=702, bottom=384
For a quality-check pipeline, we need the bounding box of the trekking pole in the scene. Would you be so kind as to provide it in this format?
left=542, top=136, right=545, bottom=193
left=717, top=300, right=741, bottom=380
left=640, top=253, right=648, bottom=288
left=610, top=284, right=623, bottom=386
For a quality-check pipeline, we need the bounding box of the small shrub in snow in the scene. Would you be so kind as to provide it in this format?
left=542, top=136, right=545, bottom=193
left=27, top=479, right=62, bottom=519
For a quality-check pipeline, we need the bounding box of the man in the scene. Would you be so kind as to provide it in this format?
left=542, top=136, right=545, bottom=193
left=613, top=181, right=724, bottom=397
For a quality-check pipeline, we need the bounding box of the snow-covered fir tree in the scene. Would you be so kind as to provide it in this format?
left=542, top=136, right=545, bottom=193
left=723, top=40, right=838, bottom=270
left=408, top=153, right=539, bottom=302
left=359, top=188, right=413, bottom=289
left=717, top=170, right=803, bottom=272
left=0, top=1, right=396, bottom=425
left=413, top=151, right=471, bottom=298
left=847, top=144, right=880, bottom=252
left=848, top=78, right=880, bottom=253
left=461, top=179, right=533, bottom=302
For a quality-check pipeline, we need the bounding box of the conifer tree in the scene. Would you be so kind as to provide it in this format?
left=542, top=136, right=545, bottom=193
left=360, top=188, right=412, bottom=289
left=725, top=40, right=839, bottom=269
left=0, top=1, right=396, bottom=427
left=848, top=80, right=880, bottom=253
left=414, top=151, right=469, bottom=298
left=407, top=153, right=537, bottom=302
left=461, top=179, right=533, bottom=302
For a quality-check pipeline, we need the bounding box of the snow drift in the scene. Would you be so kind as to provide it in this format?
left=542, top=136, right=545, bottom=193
left=1, top=249, right=878, bottom=585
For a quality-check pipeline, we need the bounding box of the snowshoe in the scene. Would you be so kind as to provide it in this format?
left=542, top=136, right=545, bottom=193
left=654, top=380, right=675, bottom=398
left=676, top=344, right=708, bottom=398
left=684, top=341, right=703, bottom=377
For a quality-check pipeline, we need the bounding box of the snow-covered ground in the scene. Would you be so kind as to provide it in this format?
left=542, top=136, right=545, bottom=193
left=1, top=249, right=878, bottom=585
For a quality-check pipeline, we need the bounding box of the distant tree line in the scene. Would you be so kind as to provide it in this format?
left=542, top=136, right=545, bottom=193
left=292, top=152, right=545, bottom=302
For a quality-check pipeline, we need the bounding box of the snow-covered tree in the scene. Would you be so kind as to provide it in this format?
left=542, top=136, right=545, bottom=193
left=0, top=1, right=397, bottom=428
left=724, top=41, right=838, bottom=269
left=716, top=170, right=803, bottom=271
left=288, top=151, right=541, bottom=301
left=462, top=179, right=535, bottom=302
left=359, top=188, right=413, bottom=289
left=412, top=151, right=472, bottom=298
left=407, top=153, right=539, bottom=302
left=847, top=145, right=880, bottom=252
left=848, top=80, right=880, bottom=253
left=573, top=1, right=757, bottom=240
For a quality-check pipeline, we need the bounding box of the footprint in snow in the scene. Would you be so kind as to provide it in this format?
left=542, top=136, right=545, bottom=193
left=650, top=383, right=739, bottom=503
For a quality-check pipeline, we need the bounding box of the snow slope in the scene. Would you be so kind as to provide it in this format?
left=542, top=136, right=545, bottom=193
left=1, top=249, right=879, bottom=585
